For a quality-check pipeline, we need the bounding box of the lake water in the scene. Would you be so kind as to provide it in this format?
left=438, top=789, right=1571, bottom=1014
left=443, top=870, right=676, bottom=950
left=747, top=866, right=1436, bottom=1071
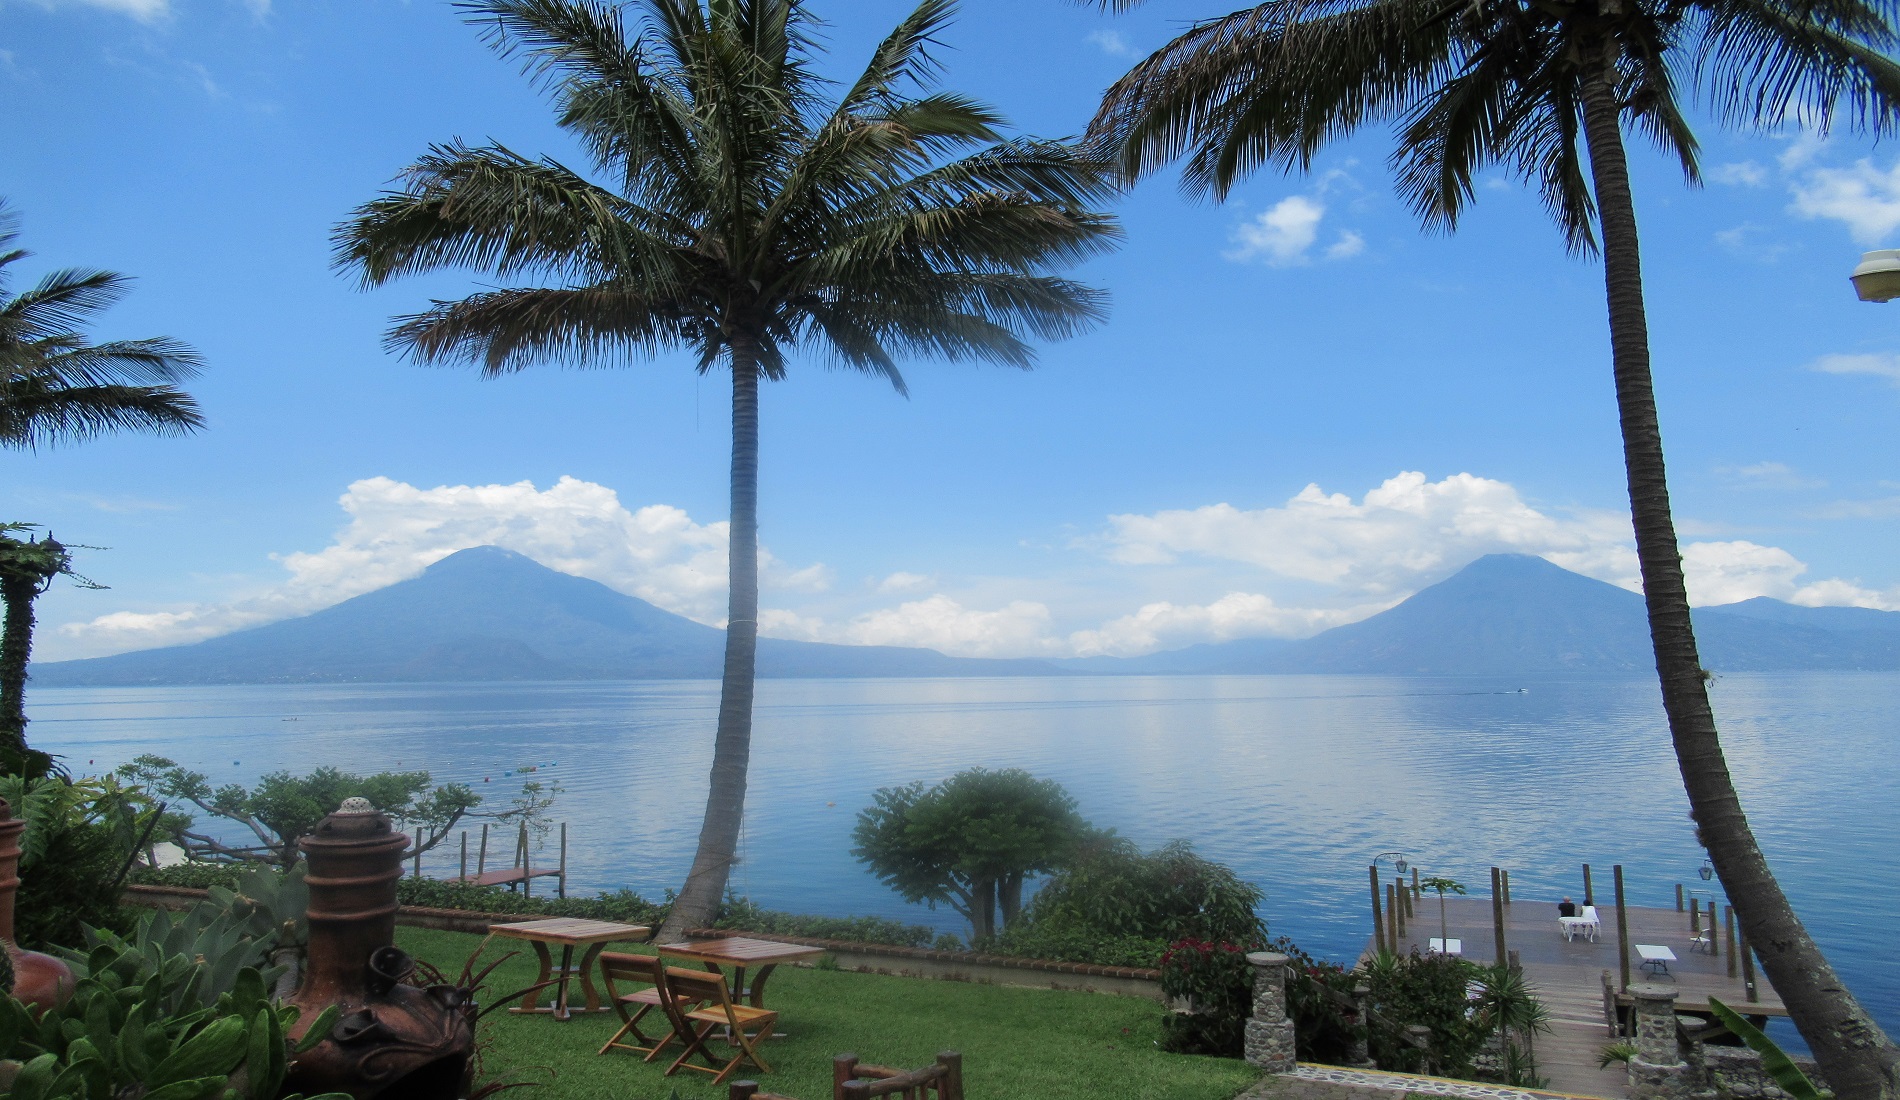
left=25, top=672, right=1898, bottom=1040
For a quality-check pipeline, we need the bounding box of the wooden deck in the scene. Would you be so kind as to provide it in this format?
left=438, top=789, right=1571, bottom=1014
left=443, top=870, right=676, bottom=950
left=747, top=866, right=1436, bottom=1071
left=450, top=866, right=564, bottom=890
left=1367, top=895, right=1785, bottom=1098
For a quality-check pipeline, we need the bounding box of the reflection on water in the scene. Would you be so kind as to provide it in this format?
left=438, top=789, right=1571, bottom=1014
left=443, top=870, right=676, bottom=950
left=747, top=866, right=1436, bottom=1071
left=27, top=672, right=1898, bottom=1036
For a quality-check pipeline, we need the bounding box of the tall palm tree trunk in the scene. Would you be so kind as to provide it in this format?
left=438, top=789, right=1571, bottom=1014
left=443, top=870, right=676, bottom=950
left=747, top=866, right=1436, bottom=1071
left=1579, top=53, right=1900, bottom=1096
left=0, top=573, right=38, bottom=763
left=658, top=348, right=762, bottom=941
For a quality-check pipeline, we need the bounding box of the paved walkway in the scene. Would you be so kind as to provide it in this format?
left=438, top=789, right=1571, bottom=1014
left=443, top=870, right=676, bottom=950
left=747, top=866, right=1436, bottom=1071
left=1239, top=1065, right=1619, bottom=1100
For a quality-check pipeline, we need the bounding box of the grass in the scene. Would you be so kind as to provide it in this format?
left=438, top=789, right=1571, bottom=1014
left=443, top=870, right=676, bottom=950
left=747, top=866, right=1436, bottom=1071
left=397, top=927, right=1259, bottom=1100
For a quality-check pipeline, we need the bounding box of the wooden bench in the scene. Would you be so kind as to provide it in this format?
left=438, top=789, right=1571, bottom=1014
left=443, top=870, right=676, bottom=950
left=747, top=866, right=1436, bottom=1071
left=729, top=1052, right=964, bottom=1100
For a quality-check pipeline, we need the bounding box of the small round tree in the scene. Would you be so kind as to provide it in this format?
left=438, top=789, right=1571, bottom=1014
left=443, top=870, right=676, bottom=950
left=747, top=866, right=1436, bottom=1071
left=852, top=768, right=1089, bottom=942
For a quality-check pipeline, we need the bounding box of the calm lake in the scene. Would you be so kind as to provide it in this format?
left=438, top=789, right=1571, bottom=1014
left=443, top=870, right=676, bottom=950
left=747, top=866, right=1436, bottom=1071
left=26, top=672, right=1898, bottom=1038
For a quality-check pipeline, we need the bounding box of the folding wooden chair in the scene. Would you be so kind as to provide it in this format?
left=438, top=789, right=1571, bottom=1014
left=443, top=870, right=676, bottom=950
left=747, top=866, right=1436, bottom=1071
left=659, top=967, right=781, bottom=1087
left=597, top=952, right=707, bottom=1061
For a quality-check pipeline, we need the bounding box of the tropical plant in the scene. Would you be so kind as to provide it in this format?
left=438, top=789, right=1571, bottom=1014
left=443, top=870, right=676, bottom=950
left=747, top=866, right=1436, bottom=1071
left=1085, top=0, right=1900, bottom=1086
left=851, top=768, right=1092, bottom=941
left=1471, top=962, right=1551, bottom=1087
left=0, top=527, right=104, bottom=778
left=1417, top=875, right=1466, bottom=952
left=0, top=961, right=344, bottom=1100
left=1709, top=995, right=1827, bottom=1100
left=117, top=756, right=482, bottom=868
left=0, top=773, right=161, bottom=948
left=1363, top=949, right=1484, bottom=1076
left=332, top=0, right=1117, bottom=941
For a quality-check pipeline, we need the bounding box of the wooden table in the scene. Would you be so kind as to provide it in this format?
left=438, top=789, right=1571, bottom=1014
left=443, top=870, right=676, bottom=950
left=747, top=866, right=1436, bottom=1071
left=656, top=936, right=826, bottom=1010
left=487, top=918, right=651, bottom=1020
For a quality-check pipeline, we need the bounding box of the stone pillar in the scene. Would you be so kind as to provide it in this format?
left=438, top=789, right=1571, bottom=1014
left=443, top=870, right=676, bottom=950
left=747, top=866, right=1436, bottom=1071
left=1626, top=983, right=1699, bottom=1100
left=1243, top=951, right=1298, bottom=1073
left=1348, top=983, right=1375, bottom=1069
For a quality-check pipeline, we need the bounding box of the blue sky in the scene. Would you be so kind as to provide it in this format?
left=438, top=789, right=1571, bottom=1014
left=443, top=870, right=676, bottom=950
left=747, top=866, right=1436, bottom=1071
left=4, top=0, right=1900, bottom=662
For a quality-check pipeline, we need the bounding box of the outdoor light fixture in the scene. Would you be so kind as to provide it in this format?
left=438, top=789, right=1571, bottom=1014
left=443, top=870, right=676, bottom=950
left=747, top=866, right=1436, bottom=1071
left=1851, top=249, right=1900, bottom=302
left=1699, top=858, right=1715, bottom=882
left=1375, top=851, right=1409, bottom=873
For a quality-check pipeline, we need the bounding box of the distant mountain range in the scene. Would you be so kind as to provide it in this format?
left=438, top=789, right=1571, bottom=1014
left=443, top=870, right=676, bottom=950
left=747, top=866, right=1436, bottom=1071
left=31, top=548, right=1900, bottom=686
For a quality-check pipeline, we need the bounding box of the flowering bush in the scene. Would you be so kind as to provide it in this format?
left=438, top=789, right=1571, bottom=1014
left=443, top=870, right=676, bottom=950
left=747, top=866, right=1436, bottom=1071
left=1158, top=939, right=1255, bottom=1055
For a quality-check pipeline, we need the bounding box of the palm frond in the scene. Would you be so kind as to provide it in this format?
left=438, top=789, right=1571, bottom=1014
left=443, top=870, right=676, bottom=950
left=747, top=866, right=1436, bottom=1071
left=1696, top=0, right=1900, bottom=134
left=0, top=382, right=203, bottom=450
left=387, top=284, right=698, bottom=375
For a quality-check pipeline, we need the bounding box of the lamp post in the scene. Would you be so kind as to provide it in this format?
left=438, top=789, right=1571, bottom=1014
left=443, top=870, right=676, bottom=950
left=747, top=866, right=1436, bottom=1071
left=1851, top=249, right=1900, bottom=301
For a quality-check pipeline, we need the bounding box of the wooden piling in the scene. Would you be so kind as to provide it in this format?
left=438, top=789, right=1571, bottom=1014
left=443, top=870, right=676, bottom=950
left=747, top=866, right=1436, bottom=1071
left=1675, top=883, right=1684, bottom=911
left=519, top=821, right=532, bottom=899
left=1501, top=868, right=1511, bottom=905
left=1490, top=867, right=1507, bottom=964
left=1740, top=925, right=1758, bottom=1002
left=477, top=823, right=489, bottom=877
left=412, top=845, right=421, bottom=879
left=1369, top=866, right=1385, bottom=952
left=557, top=822, right=568, bottom=899
left=1614, top=865, right=1631, bottom=991
left=1411, top=867, right=1420, bottom=905
left=1393, top=879, right=1406, bottom=937
left=1386, top=883, right=1400, bottom=954
left=1725, top=906, right=1737, bottom=977
left=1690, top=896, right=1701, bottom=933
left=1582, top=863, right=1593, bottom=906
left=459, top=832, right=468, bottom=883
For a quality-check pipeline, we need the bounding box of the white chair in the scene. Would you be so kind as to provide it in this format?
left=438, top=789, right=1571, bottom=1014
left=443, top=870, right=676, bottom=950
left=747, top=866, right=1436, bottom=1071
left=1428, top=938, right=1463, bottom=957
left=1578, top=905, right=1601, bottom=942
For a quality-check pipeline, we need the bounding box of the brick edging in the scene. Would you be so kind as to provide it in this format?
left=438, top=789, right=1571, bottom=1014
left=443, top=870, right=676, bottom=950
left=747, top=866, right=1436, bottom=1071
left=685, top=927, right=1161, bottom=981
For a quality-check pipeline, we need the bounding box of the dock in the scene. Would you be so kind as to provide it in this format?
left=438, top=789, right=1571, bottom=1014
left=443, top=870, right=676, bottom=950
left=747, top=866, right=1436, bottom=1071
left=1366, top=894, right=1784, bottom=1098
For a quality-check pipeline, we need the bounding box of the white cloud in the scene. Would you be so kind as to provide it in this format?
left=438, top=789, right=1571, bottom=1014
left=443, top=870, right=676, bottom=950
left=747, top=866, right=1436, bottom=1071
left=1067, top=592, right=1384, bottom=657
left=1085, top=29, right=1134, bottom=57
left=1683, top=540, right=1900, bottom=609
left=877, top=571, right=933, bottom=593
left=840, top=596, right=1059, bottom=657
left=1097, top=471, right=1640, bottom=595
left=1325, top=231, right=1366, bottom=260
left=25, top=0, right=267, bottom=21
left=1809, top=351, right=1900, bottom=384
left=1790, top=159, right=1900, bottom=243
left=1712, top=161, right=1767, bottom=187
left=1227, top=197, right=1326, bottom=266
left=1789, top=578, right=1900, bottom=611
left=1715, top=461, right=1825, bottom=490
left=59, top=476, right=823, bottom=656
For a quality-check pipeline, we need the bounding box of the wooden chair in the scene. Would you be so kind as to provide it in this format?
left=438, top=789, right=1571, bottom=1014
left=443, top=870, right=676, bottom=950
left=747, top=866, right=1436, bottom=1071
left=659, top=966, right=780, bottom=1086
left=728, top=1052, right=964, bottom=1100
left=596, top=953, right=706, bottom=1061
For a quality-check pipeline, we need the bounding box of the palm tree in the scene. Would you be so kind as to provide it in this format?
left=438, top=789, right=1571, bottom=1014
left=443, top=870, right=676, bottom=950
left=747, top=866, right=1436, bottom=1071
left=335, top=0, right=1119, bottom=939
left=1, top=203, right=204, bottom=777
left=1086, top=1, right=1900, bottom=1091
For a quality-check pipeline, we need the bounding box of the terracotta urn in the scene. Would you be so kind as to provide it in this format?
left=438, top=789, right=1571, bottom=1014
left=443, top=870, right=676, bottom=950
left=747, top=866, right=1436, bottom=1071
left=282, top=798, right=475, bottom=1100
left=0, top=796, right=74, bottom=1012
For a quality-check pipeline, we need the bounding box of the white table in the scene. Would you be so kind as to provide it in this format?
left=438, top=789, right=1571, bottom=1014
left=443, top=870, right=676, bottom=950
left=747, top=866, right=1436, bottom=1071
left=1428, top=938, right=1462, bottom=957
left=1559, top=916, right=1598, bottom=942
left=1636, top=944, right=1677, bottom=977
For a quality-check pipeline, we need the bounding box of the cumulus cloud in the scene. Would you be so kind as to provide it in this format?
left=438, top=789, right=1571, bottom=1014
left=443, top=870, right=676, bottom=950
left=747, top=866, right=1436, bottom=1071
left=1712, top=161, right=1768, bottom=187
left=60, top=476, right=823, bottom=655
left=1085, top=29, right=1134, bottom=56
left=1684, top=540, right=1900, bottom=609
left=1097, top=471, right=1639, bottom=595
left=1226, top=196, right=1366, bottom=267
left=1067, top=592, right=1386, bottom=657
left=877, top=571, right=934, bottom=593
left=1809, top=351, right=1900, bottom=384
left=1790, top=159, right=1900, bottom=243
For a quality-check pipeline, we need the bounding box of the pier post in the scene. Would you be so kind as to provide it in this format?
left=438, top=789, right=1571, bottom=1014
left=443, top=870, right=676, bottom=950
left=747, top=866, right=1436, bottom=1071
left=1490, top=866, right=1507, bottom=965
left=1583, top=863, right=1593, bottom=906
left=1626, top=983, right=1692, bottom=1100
left=1725, top=907, right=1737, bottom=977
left=1740, top=926, right=1758, bottom=1003
left=459, top=832, right=467, bottom=884
left=1501, top=868, right=1511, bottom=905
left=1675, top=883, right=1683, bottom=912
left=558, top=822, right=567, bottom=899
left=1615, top=865, right=1631, bottom=992
left=1369, top=866, right=1384, bottom=953
left=1411, top=867, right=1420, bottom=905
left=477, top=824, right=489, bottom=877
left=1242, top=952, right=1297, bottom=1073
left=1392, top=880, right=1405, bottom=938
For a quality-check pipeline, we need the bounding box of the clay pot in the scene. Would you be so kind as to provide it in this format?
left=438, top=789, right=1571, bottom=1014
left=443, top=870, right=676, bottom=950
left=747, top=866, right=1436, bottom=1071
left=282, top=799, right=474, bottom=1100
left=0, top=797, right=74, bottom=1013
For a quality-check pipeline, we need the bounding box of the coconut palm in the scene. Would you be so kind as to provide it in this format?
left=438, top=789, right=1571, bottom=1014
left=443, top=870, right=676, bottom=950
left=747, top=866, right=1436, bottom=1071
left=1086, top=0, right=1900, bottom=1090
left=1, top=203, right=204, bottom=778
left=0, top=203, right=205, bottom=450
left=335, top=0, right=1118, bottom=938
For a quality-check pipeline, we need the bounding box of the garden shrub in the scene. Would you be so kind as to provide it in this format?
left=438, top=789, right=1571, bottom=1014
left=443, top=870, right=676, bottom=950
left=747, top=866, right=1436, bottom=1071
left=1273, top=935, right=1362, bottom=1064
left=0, top=774, right=155, bottom=948
left=988, top=922, right=1168, bottom=968
left=711, top=894, right=937, bottom=948
left=1363, top=950, right=1485, bottom=1077
left=1158, top=939, right=1255, bottom=1055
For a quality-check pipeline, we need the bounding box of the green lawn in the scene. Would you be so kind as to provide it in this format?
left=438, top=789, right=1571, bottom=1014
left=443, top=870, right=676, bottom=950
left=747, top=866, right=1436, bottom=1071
left=397, top=928, right=1259, bottom=1100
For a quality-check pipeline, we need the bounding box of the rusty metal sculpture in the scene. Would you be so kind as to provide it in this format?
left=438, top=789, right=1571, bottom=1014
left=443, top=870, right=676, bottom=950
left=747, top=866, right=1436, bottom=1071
left=0, top=795, right=74, bottom=1012
left=283, top=797, right=475, bottom=1100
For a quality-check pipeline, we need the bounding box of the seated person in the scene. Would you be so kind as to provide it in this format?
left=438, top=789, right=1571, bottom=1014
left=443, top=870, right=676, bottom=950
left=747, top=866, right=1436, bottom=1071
left=1558, top=897, right=1578, bottom=918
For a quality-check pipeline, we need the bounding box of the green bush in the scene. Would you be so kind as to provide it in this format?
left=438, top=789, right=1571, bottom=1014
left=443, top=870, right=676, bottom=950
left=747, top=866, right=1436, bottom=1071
left=988, top=922, right=1168, bottom=968
left=1, top=774, right=157, bottom=948
left=1024, top=838, right=1267, bottom=945
left=1363, top=949, right=1485, bottom=1077
left=1158, top=939, right=1255, bottom=1056
left=1273, top=935, right=1361, bottom=1064
left=712, top=894, right=937, bottom=948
